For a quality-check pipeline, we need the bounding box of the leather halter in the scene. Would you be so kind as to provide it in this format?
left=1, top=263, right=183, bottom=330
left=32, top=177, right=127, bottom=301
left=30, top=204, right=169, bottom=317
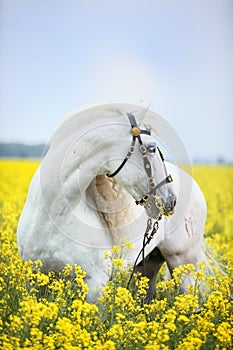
left=107, top=112, right=173, bottom=208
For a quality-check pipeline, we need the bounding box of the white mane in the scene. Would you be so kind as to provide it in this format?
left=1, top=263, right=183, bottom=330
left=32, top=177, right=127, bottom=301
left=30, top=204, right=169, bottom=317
left=56, top=102, right=160, bottom=131
left=87, top=175, right=138, bottom=245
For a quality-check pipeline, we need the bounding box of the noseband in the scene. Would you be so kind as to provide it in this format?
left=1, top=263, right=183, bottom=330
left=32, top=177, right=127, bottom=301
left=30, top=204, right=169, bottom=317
left=107, top=112, right=173, bottom=216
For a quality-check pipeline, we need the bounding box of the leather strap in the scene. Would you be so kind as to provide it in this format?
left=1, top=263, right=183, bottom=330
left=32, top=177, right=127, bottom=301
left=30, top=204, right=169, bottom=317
left=107, top=113, right=150, bottom=177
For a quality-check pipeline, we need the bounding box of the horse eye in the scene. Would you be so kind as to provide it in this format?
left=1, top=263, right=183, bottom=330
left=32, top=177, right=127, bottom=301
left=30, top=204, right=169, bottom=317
left=147, top=143, right=156, bottom=153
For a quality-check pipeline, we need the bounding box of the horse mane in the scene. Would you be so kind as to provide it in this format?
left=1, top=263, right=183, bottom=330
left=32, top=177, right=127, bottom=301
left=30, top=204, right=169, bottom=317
left=56, top=102, right=159, bottom=129
left=56, top=103, right=98, bottom=128
left=86, top=175, right=137, bottom=233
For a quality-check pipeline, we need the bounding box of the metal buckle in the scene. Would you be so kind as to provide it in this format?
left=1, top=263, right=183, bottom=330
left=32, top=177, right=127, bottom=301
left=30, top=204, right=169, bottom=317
left=167, top=175, right=173, bottom=182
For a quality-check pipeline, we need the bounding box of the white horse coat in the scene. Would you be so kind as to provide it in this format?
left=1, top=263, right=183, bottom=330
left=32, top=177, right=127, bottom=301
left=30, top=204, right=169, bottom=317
left=17, top=103, right=207, bottom=302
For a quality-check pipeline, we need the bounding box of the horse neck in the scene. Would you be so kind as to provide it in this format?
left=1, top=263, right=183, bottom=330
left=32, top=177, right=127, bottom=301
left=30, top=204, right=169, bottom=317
left=57, top=122, right=130, bottom=194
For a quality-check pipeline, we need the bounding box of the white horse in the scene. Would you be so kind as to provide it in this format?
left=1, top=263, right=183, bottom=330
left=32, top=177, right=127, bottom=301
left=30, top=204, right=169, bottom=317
left=17, top=103, right=207, bottom=302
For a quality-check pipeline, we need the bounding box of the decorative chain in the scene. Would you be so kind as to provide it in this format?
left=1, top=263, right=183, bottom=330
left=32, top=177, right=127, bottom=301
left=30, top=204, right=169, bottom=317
left=127, top=216, right=160, bottom=288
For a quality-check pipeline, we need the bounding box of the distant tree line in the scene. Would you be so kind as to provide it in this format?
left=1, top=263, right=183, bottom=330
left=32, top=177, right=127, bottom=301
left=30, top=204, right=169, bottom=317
left=0, top=142, right=230, bottom=164
left=0, top=143, right=46, bottom=158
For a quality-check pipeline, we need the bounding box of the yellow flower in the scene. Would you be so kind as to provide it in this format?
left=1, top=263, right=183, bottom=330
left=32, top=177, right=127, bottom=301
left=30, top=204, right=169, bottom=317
left=62, top=263, right=73, bottom=277
left=30, top=327, right=43, bottom=341
left=111, top=258, right=124, bottom=271
left=1, top=158, right=233, bottom=350
left=174, top=294, right=198, bottom=313
left=214, top=322, right=233, bottom=345
left=120, top=237, right=134, bottom=251
left=101, top=340, right=116, bottom=350
left=104, top=251, right=110, bottom=259
left=136, top=276, right=150, bottom=298
left=177, top=315, right=190, bottom=323
left=111, top=245, right=121, bottom=255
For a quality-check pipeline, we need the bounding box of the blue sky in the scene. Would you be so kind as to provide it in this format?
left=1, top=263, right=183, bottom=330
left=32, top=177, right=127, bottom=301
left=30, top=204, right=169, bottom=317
left=0, top=0, right=232, bottom=162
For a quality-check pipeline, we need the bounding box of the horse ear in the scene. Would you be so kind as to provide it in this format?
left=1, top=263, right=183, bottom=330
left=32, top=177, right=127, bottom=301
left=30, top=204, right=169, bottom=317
left=135, top=104, right=152, bottom=126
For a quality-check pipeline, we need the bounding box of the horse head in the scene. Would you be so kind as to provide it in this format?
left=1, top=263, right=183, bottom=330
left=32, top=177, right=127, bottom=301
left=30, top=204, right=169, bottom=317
left=106, top=111, right=177, bottom=220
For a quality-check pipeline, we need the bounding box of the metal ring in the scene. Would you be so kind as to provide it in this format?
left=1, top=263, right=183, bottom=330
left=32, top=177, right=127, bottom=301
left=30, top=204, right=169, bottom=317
left=143, top=194, right=149, bottom=202
left=130, top=146, right=135, bottom=153
left=156, top=202, right=163, bottom=209
left=140, top=145, right=147, bottom=153
left=167, top=175, right=173, bottom=182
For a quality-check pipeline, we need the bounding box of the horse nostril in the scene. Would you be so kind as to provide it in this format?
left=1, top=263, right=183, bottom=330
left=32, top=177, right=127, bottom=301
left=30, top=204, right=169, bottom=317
left=166, top=196, right=176, bottom=213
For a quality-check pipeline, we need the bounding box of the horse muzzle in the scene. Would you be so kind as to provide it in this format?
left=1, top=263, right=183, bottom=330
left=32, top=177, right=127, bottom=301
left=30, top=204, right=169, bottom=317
left=164, top=195, right=177, bottom=216
left=136, top=193, right=176, bottom=219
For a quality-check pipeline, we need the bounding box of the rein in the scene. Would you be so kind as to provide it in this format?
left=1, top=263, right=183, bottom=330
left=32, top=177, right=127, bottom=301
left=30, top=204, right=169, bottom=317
left=127, top=217, right=159, bottom=288
left=106, top=112, right=173, bottom=286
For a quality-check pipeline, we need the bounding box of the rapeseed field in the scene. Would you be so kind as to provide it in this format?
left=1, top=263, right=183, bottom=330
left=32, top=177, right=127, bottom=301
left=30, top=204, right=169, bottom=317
left=0, top=160, right=232, bottom=349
